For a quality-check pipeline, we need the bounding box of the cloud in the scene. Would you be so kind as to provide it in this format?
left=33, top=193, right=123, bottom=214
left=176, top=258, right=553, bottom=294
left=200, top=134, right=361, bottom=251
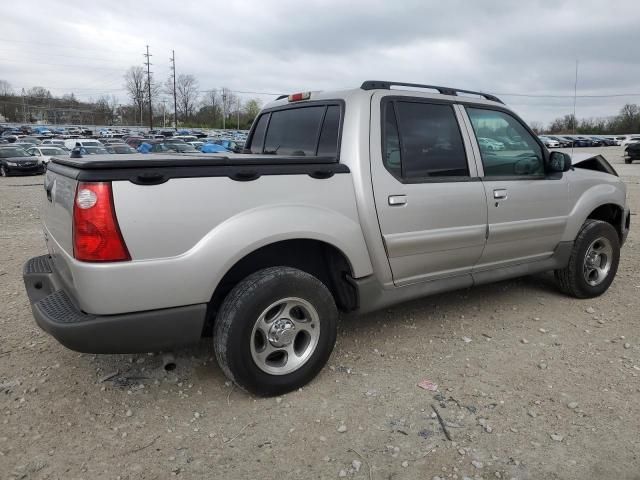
left=1, top=0, right=639, bottom=124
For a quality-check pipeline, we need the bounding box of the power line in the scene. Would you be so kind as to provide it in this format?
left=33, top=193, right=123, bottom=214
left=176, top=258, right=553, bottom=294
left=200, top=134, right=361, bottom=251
left=493, top=92, right=640, bottom=98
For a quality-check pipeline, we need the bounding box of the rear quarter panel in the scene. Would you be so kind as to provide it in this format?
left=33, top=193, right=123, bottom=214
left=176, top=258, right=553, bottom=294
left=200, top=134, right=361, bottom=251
left=63, top=173, right=373, bottom=315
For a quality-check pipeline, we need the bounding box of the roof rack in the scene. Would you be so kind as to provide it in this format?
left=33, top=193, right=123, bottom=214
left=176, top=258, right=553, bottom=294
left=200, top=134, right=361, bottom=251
left=360, top=80, right=503, bottom=104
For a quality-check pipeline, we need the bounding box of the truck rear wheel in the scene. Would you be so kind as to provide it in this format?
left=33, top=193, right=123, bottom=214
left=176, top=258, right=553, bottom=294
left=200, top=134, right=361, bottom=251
left=555, top=219, right=620, bottom=298
left=214, top=266, right=338, bottom=396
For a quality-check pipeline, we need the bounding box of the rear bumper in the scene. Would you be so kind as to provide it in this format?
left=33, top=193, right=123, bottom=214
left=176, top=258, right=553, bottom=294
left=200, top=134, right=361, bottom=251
left=23, top=255, right=207, bottom=353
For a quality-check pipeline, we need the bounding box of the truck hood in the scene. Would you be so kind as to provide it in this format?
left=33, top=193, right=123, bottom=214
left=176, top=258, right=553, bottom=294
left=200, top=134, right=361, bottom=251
left=569, top=153, right=618, bottom=176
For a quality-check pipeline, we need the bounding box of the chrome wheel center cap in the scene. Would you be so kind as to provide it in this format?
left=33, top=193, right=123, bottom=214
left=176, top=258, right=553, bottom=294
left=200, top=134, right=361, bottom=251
left=587, top=253, right=599, bottom=266
left=268, top=318, right=296, bottom=347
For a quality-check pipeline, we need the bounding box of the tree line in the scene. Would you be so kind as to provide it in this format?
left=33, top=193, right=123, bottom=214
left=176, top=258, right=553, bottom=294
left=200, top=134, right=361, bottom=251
left=530, top=104, right=640, bottom=135
left=0, top=74, right=263, bottom=130
left=122, top=66, right=262, bottom=130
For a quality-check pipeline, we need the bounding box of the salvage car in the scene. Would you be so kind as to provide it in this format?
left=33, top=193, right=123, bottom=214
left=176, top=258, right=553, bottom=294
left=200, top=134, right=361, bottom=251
left=0, top=146, right=45, bottom=176
left=23, top=81, right=630, bottom=396
left=624, top=141, right=640, bottom=163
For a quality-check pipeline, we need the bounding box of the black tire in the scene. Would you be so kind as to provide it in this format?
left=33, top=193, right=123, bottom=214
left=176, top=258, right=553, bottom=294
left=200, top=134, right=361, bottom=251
left=0, top=165, right=7, bottom=177
left=555, top=219, right=620, bottom=298
left=624, top=158, right=632, bottom=164
left=214, top=266, right=338, bottom=396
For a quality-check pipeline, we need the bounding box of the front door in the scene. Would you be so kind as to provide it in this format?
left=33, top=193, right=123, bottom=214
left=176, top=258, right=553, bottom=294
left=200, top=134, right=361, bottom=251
left=370, top=94, right=488, bottom=286
left=461, top=106, right=569, bottom=270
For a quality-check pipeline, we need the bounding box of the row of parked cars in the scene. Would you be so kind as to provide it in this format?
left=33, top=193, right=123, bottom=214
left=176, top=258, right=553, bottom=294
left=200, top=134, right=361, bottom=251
left=538, top=134, right=640, bottom=148
left=0, top=128, right=250, bottom=176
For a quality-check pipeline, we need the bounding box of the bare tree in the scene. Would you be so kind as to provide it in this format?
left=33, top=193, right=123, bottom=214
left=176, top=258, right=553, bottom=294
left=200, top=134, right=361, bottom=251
left=0, top=80, right=12, bottom=97
left=174, top=74, right=199, bottom=121
left=204, top=89, right=219, bottom=126
left=124, top=66, right=146, bottom=124
left=95, top=95, right=118, bottom=125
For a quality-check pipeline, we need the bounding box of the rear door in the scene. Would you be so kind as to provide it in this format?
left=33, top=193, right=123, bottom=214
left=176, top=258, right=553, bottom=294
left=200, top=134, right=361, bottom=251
left=370, top=94, right=488, bottom=286
left=459, top=106, right=569, bottom=270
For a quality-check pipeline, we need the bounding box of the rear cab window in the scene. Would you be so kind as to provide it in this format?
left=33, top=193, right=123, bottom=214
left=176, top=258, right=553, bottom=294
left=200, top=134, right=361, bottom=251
left=248, top=102, right=342, bottom=157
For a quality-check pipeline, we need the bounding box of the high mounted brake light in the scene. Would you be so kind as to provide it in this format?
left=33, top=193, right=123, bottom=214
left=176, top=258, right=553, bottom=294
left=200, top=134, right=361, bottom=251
left=73, top=182, right=130, bottom=262
left=288, top=92, right=311, bottom=102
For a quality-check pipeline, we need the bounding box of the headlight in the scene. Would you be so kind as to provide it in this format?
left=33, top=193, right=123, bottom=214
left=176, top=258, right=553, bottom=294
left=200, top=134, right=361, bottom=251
left=6, top=161, right=17, bottom=166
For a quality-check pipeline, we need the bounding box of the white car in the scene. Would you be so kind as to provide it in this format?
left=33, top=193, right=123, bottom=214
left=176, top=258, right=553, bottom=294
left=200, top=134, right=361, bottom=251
left=478, top=137, right=505, bottom=151
left=63, top=138, right=104, bottom=150
left=620, top=135, right=640, bottom=147
left=25, top=146, right=68, bottom=165
left=41, top=139, right=69, bottom=149
left=538, top=136, right=560, bottom=148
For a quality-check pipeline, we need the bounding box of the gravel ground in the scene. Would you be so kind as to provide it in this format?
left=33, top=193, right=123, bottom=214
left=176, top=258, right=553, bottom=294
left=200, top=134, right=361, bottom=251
left=1, top=147, right=639, bottom=480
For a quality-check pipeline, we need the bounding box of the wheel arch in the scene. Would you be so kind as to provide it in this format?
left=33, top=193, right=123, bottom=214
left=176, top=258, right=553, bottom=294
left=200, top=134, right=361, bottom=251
left=206, top=239, right=359, bottom=333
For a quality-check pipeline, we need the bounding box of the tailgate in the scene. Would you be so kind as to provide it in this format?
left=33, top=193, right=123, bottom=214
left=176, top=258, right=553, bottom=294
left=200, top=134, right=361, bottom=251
left=43, top=166, right=77, bottom=256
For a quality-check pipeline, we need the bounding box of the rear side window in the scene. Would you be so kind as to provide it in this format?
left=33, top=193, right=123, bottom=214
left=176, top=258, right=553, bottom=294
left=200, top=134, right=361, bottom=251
left=249, top=104, right=342, bottom=157
left=317, top=106, right=340, bottom=157
left=249, top=113, right=269, bottom=153
left=383, top=100, right=468, bottom=180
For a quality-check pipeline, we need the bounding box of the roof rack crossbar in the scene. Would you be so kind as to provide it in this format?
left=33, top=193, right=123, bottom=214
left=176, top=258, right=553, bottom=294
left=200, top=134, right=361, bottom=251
left=360, top=80, right=503, bottom=104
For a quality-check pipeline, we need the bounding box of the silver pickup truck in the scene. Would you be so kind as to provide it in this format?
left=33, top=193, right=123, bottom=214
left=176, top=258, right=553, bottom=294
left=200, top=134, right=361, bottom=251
left=23, top=81, right=630, bottom=396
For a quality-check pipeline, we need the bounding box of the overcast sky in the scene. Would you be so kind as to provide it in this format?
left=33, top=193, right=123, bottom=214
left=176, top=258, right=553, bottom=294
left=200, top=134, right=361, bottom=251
left=2, top=0, right=639, bottom=124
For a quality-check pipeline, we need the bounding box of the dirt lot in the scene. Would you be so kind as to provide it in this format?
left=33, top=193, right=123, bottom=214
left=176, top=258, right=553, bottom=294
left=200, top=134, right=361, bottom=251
left=1, top=147, right=639, bottom=480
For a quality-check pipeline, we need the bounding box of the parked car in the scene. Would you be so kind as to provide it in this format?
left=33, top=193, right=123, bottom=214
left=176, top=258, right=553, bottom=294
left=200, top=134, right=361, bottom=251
left=64, top=139, right=105, bottom=150
left=20, top=136, right=42, bottom=145
left=538, top=136, right=560, bottom=148
left=23, top=80, right=630, bottom=396
left=25, top=146, right=68, bottom=165
left=477, top=137, right=505, bottom=151
left=187, top=141, right=205, bottom=151
left=0, top=146, right=45, bottom=176
left=543, top=135, right=572, bottom=148
left=164, top=142, right=199, bottom=153
left=624, top=141, right=640, bottom=163
left=621, top=135, right=640, bottom=147
left=41, top=139, right=69, bottom=150
left=562, top=136, right=591, bottom=147
left=125, top=137, right=146, bottom=148
left=105, top=144, right=137, bottom=154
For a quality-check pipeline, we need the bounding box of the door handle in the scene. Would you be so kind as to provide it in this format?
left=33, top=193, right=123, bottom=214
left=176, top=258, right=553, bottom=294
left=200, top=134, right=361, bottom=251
left=388, top=195, right=407, bottom=206
left=493, top=189, right=508, bottom=200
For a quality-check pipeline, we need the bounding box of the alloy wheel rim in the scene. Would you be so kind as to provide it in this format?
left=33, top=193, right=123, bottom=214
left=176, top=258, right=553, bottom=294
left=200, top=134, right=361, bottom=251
left=583, top=236, right=613, bottom=286
left=250, top=297, right=320, bottom=375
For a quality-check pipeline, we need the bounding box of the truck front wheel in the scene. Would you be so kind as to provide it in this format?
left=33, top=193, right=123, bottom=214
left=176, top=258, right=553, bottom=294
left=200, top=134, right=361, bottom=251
left=555, top=219, right=620, bottom=298
left=214, top=266, right=338, bottom=396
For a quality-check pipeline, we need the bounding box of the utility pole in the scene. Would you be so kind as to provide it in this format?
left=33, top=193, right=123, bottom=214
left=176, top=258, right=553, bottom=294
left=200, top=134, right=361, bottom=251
left=162, top=99, right=168, bottom=128
left=169, top=50, right=178, bottom=130
left=237, top=97, right=240, bottom=130
left=144, top=45, right=153, bottom=131
left=222, top=91, right=226, bottom=130
left=21, top=88, right=27, bottom=123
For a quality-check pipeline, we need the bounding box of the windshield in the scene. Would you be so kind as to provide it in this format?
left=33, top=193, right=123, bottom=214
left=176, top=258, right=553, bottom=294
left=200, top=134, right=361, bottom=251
left=82, top=147, right=109, bottom=154
left=40, top=148, right=66, bottom=155
left=0, top=148, right=30, bottom=158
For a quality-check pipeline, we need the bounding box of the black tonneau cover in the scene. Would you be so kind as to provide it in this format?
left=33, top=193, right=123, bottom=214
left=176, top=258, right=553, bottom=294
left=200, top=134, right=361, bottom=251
left=48, top=153, right=349, bottom=184
left=52, top=153, right=338, bottom=169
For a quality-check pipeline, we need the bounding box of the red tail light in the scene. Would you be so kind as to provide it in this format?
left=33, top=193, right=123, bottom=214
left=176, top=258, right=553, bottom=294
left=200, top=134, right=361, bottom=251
left=73, top=182, right=130, bottom=262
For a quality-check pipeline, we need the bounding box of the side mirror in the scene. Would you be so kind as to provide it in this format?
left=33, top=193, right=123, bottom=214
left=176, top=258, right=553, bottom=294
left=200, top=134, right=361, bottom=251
left=548, top=151, right=572, bottom=173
